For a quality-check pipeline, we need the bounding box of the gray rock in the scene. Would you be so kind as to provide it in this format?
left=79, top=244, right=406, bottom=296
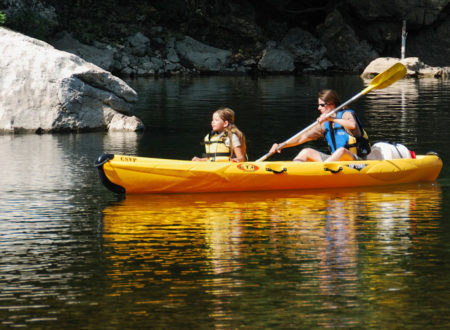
left=317, top=9, right=379, bottom=72
left=344, top=0, right=450, bottom=66
left=0, top=27, right=144, bottom=133
left=280, top=28, right=326, bottom=66
left=346, top=0, right=448, bottom=27
left=52, top=31, right=116, bottom=71
left=151, top=57, right=164, bottom=70
left=258, top=48, right=295, bottom=72
left=361, top=57, right=450, bottom=78
left=108, top=114, right=144, bottom=131
left=167, top=47, right=180, bottom=63
left=407, top=19, right=450, bottom=67
left=166, top=36, right=180, bottom=63
left=175, top=36, right=232, bottom=72
left=127, top=32, right=150, bottom=57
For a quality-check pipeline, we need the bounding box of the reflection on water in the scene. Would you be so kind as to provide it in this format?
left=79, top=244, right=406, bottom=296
left=362, top=78, right=450, bottom=152
left=1, top=75, right=450, bottom=328
left=101, top=184, right=443, bottom=328
left=102, top=131, right=141, bottom=155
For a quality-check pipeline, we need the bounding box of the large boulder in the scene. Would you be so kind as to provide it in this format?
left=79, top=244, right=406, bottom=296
left=175, top=36, right=232, bottom=72
left=317, top=10, right=379, bottom=72
left=0, top=27, right=143, bottom=133
left=361, top=57, right=450, bottom=78
left=280, top=28, right=327, bottom=68
left=258, top=47, right=295, bottom=73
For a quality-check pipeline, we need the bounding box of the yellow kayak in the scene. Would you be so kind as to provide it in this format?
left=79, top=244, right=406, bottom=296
left=94, top=153, right=443, bottom=194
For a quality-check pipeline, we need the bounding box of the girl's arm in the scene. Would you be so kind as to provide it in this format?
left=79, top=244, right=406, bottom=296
left=192, top=156, right=208, bottom=161
left=231, top=146, right=246, bottom=162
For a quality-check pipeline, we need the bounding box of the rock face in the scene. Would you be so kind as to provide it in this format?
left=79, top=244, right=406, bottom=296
left=346, top=0, right=448, bottom=26
left=175, top=36, right=232, bottom=72
left=317, top=10, right=379, bottom=72
left=258, top=47, right=295, bottom=73
left=52, top=31, right=117, bottom=72
left=3, top=1, right=450, bottom=75
left=0, top=27, right=144, bottom=133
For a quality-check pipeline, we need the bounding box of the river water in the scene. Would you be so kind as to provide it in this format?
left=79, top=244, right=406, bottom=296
left=1, top=75, right=450, bottom=328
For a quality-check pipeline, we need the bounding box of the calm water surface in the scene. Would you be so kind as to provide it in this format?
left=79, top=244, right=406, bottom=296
left=1, top=75, right=450, bottom=328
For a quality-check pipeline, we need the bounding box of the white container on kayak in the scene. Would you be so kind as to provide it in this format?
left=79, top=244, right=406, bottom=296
left=367, top=142, right=413, bottom=160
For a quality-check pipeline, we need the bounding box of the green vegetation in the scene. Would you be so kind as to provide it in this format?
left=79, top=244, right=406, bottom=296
left=0, top=11, right=6, bottom=24
left=6, top=8, right=56, bottom=40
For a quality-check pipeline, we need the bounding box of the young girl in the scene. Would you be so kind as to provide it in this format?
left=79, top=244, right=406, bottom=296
left=192, top=107, right=247, bottom=162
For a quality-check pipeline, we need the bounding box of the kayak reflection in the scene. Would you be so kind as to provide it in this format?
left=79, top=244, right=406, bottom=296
left=101, top=183, right=442, bottom=325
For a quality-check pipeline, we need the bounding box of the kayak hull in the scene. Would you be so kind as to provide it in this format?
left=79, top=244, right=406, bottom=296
left=95, top=154, right=443, bottom=194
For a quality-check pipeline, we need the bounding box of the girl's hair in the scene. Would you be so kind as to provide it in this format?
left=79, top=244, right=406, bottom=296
left=214, top=107, right=247, bottom=157
left=318, top=89, right=346, bottom=109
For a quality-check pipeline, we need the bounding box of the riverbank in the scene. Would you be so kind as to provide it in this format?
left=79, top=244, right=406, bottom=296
left=1, top=1, right=450, bottom=77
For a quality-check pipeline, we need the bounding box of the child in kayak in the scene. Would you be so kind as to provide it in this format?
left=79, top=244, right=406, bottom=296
left=192, top=107, right=247, bottom=162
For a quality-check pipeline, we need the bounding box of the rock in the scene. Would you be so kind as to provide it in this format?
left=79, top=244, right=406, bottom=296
left=108, top=114, right=144, bottom=131
left=346, top=0, right=448, bottom=27
left=205, top=1, right=262, bottom=39
left=3, top=1, right=450, bottom=76
left=361, top=57, right=450, bottom=78
left=0, top=27, right=144, bottom=133
left=344, top=0, right=450, bottom=66
left=127, top=32, right=150, bottom=57
left=166, top=37, right=180, bottom=63
left=258, top=48, right=295, bottom=73
left=175, top=36, right=232, bottom=72
left=280, top=28, right=326, bottom=67
left=52, top=31, right=116, bottom=71
left=317, top=9, right=379, bottom=72
left=407, top=19, right=450, bottom=67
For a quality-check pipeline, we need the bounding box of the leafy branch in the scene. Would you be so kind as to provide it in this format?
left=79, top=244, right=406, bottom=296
left=0, top=11, right=6, bottom=24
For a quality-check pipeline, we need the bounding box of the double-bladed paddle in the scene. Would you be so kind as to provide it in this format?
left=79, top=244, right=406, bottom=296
left=255, top=62, right=407, bottom=162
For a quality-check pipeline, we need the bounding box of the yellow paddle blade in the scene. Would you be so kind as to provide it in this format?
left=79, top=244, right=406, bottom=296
left=362, top=62, right=407, bottom=95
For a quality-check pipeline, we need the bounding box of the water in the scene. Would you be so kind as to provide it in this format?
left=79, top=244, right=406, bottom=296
left=1, top=75, right=450, bottom=328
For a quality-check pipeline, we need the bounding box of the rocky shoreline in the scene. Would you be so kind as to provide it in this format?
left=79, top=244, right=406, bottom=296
left=2, top=0, right=450, bottom=77
left=50, top=28, right=329, bottom=77
left=50, top=27, right=450, bottom=80
left=1, top=26, right=448, bottom=135
left=1, top=0, right=450, bottom=134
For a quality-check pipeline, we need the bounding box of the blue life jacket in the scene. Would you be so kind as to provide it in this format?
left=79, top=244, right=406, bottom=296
left=323, top=110, right=371, bottom=158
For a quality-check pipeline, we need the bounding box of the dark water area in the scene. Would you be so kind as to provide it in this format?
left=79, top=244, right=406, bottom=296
left=1, top=75, right=450, bottom=328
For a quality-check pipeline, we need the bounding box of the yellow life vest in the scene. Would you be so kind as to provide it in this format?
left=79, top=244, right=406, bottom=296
left=203, top=131, right=232, bottom=162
